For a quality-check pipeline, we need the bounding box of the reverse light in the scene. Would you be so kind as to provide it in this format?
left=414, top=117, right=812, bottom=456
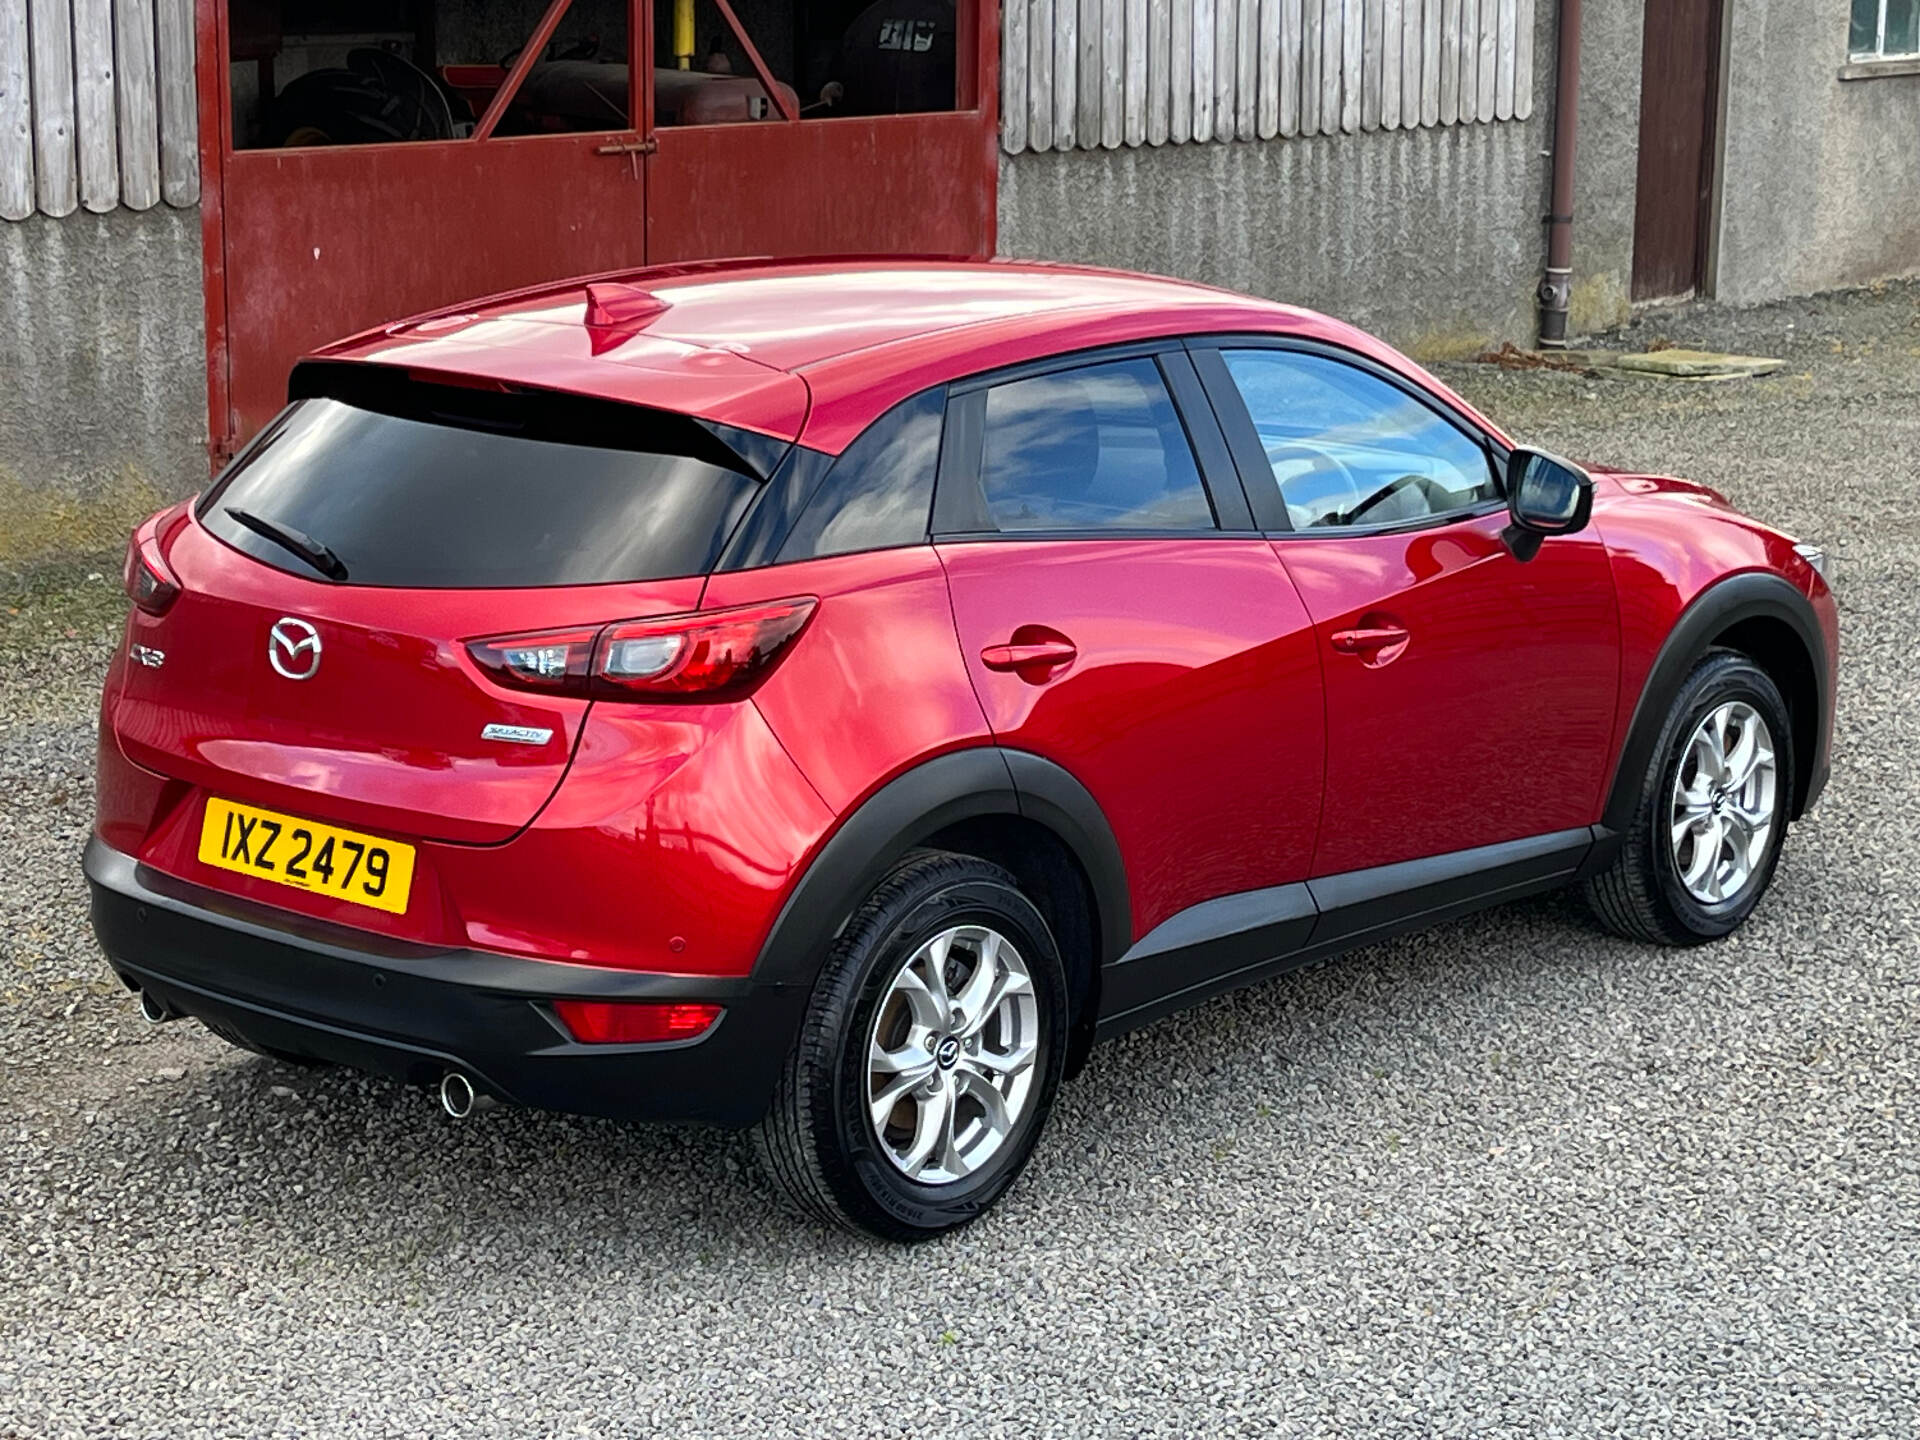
left=122, top=522, right=180, bottom=616
left=553, top=1000, right=722, bottom=1045
left=466, top=598, right=817, bottom=703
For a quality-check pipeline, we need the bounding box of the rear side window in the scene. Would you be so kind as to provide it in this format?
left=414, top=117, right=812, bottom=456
left=978, top=358, right=1216, bottom=532
left=201, top=395, right=758, bottom=588
left=778, top=389, right=944, bottom=561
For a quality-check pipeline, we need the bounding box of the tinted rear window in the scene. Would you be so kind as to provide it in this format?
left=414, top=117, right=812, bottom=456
left=201, top=396, right=758, bottom=588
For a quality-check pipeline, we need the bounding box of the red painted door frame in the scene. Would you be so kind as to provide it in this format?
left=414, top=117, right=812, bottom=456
left=195, top=0, right=1001, bottom=468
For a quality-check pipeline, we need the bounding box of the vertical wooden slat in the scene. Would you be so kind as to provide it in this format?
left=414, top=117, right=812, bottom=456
left=1192, top=0, right=1214, bottom=140
left=1477, top=0, right=1498, bottom=120
left=1101, top=0, right=1124, bottom=146
left=1318, top=0, right=1339, bottom=136
left=1438, top=0, right=1460, bottom=124
left=1258, top=0, right=1282, bottom=137
left=155, top=0, right=196, bottom=204
left=1213, top=0, right=1236, bottom=141
left=1235, top=0, right=1257, bottom=138
left=1001, top=0, right=1027, bottom=151
left=1361, top=0, right=1384, bottom=130
left=1027, top=0, right=1055, bottom=153
left=71, top=0, right=118, bottom=211
left=1279, top=0, right=1301, bottom=135
left=1299, top=0, right=1319, bottom=133
left=1170, top=0, right=1192, bottom=139
left=1148, top=0, right=1170, bottom=144
left=1076, top=0, right=1100, bottom=146
left=1514, top=0, right=1533, bottom=119
left=115, top=0, right=161, bottom=207
left=1124, top=0, right=1147, bottom=144
left=1420, top=0, right=1440, bottom=125
left=1398, top=0, right=1420, bottom=127
left=30, top=0, right=79, bottom=216
left=0, top=0, right=32, bottom=220
left=1381, top=0, right=1401, bottom=128
left=1458, top=0, right=1477, bottom=122
left=1495, top=0, right=1516, bottom=119
left=1340, top=0, right=1361, bottom=132
left=1054, top=0, right=1078, bottom=147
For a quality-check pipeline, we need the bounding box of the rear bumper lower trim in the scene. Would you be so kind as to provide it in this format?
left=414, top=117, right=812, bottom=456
left=84, top=836, right=800, bottom=1127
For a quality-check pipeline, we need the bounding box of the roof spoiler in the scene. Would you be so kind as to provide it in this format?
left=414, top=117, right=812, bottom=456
left=287, top=360, right=791, bottom=482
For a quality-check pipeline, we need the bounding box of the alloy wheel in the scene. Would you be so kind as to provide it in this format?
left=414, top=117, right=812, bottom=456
left=1669, top=700, right=1778, bottom=905
left=866, top=924, right=1040, bottom=1185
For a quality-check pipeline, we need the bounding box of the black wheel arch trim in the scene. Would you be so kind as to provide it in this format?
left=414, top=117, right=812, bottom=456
left=1600, top=570, right=1829, bottom=833
left=750, top=747, right=1132, bottom=993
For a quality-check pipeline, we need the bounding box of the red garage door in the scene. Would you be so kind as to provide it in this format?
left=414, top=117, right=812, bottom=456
left=199, top=0, right=997, bottom=463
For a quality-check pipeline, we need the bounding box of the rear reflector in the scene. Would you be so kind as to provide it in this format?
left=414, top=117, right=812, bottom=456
left=553, top=1000, right=722, bottom=1045
left=467, top=597, right=816, bottom=703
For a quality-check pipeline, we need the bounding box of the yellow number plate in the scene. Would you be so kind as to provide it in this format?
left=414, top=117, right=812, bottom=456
left=197, top=798, right=415, bottom=915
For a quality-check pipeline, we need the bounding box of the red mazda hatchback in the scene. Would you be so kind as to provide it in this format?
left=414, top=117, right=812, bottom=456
left=91, top=260, right=1837, bottom=1239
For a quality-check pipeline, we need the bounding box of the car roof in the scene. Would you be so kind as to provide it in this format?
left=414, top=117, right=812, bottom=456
left=313, top=258, right=1507, bottom=454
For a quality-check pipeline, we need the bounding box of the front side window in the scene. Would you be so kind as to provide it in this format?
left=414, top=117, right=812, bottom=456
left=1220, top=349, right=1499, bottom=531
left=978, top=358, right=1216, bottom=533
left=1852, top=0, right=1920, bottom=58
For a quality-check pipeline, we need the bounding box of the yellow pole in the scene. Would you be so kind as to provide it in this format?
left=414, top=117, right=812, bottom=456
left=673, top=0, right=694, bottom=68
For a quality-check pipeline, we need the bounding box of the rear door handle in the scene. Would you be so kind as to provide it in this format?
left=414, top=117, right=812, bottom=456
left=1329, top=625, right=1410, bottom=654
left=980, top=640, right=1078, bottom=672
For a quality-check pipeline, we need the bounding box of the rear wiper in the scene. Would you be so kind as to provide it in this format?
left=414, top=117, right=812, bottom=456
left=224, top=507, right=349, bottom=582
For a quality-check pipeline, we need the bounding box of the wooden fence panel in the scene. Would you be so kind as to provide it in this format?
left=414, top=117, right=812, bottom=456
left=0, top=0, right=30, bottom=220
left=997, top=0, right=1544, bottom=152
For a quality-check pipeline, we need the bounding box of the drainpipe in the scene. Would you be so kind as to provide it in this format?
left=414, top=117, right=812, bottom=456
left=1538, top=0, right=1583, bottom=348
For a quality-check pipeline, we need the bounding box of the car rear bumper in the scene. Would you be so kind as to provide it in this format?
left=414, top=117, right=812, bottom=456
left=84, top=836, right=802, bottom=1128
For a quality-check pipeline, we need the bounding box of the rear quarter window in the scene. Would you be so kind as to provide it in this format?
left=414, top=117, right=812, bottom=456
left=200, top=389, right=760, bottom=589
left=777, top=389, right=945, bottom=562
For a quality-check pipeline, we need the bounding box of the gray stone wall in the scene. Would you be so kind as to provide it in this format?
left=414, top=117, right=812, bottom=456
left=998, top=2, right=1645, bottom=357
left=1716, top=0, right=1920, bottom=304
left=0, top=206, right=206, bottom=572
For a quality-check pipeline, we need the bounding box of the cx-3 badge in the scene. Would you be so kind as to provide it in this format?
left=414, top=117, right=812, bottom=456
left=268, top=617, right=322, bottom=680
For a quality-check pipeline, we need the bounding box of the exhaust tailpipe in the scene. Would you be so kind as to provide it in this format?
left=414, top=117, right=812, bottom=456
left=138, top=990, right=176, bottom=1025
left=440, top=1071, right=495, bottom=1118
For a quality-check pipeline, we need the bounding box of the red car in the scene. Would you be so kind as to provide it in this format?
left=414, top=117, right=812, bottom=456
left=91, top=260, right=1837, bottom=1239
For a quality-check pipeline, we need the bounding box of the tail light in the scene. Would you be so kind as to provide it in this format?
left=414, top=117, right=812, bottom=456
left=123, top=517, right=181, bottom=616
left=467, top=597, right=816, bottom=703
left=552, top=1000, right=722, bottom=1044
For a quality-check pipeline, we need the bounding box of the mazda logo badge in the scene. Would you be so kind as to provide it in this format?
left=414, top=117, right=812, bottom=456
left=268, top=617, right=322, bottom=680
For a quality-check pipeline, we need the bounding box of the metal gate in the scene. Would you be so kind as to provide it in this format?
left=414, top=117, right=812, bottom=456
left=197, top=0, right=998, bottom=463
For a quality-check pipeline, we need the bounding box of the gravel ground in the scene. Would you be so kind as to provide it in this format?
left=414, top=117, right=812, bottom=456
left=4, top=283, right=1919, bottom=1437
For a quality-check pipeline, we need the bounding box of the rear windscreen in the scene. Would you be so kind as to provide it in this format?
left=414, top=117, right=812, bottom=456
left=199, top=393, right=760, bottom=589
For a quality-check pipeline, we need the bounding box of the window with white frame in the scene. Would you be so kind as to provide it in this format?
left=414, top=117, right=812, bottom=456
left=1852, top=0, right=1920, bottom=59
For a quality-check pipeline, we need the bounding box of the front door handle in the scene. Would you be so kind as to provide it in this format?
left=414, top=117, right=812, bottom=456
left=1329, top=625, right=1409, bottom=654
left=981, top=639, right=1078, bottom=672
left=1330, top=622, right=1411, bottom=667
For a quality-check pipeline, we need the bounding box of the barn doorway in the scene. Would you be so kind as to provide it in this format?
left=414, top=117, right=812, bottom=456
left=1631, top=0, right=1725, bottom=303
left=199, top=0, right=996, bottom=463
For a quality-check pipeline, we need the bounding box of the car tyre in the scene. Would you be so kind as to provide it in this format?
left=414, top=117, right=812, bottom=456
left=1584, top=650, right=1795, bottom=946
left=752, top=850, right=1069, bottom=1241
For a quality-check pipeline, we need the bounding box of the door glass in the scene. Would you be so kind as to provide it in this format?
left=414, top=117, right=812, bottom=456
left=979, top=359, right=1217, bottom=532
left=1220, top=350, right=1499, bottom=530
left=230, top=0, right=630, bottom=149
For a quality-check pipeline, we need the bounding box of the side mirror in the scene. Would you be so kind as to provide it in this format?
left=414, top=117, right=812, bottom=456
left=1503, top=447, right=1594, bottom=562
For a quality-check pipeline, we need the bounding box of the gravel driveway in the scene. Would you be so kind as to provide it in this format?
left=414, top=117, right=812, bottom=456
left=4, top=283, right=1918, bottom=1438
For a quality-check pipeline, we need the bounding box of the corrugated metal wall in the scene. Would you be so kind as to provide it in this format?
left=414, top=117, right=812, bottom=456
left=1, top=0, right=198, bottom=220
left=1001, top=0, right=1535, bottom=152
